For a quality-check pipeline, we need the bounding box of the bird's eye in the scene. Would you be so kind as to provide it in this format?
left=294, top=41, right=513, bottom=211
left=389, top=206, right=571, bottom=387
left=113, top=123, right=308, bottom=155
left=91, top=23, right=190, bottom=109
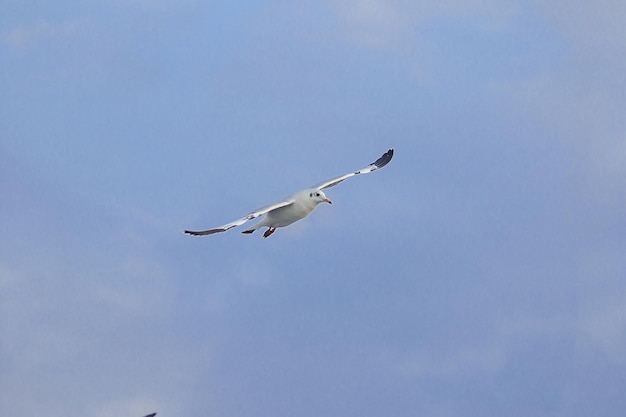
left=316, top=193, right=320, bottom=196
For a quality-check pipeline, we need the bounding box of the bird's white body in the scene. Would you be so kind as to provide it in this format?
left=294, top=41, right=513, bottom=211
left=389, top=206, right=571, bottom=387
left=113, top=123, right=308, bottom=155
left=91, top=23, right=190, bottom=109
left=242, top=189, right=331, bottom=236
left=184, top=149, right=393, bottom=238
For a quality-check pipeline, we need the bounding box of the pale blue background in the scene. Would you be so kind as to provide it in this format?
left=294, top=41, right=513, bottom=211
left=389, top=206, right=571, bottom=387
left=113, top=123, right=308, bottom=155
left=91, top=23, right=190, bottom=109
left=2, top=1, right=626, bottom=416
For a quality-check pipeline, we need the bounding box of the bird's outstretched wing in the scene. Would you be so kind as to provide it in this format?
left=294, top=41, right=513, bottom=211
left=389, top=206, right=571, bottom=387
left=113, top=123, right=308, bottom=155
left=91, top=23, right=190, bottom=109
left=311, top=148, right=394, bottom=190
left=184, top=199, right=294, bottom=236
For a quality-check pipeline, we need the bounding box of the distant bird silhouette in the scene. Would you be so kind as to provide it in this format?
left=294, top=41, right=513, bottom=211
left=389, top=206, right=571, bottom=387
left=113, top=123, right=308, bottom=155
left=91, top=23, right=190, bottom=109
left=142, top=413, right=156, bottom=417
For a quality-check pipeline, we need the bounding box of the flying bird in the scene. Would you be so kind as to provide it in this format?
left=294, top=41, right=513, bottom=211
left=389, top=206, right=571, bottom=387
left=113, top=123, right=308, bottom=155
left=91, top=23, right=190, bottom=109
left=184, top=148, right=394, bottom=238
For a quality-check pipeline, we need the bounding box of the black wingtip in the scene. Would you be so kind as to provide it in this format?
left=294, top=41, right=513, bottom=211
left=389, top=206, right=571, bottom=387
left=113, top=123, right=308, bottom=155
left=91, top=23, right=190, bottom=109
left=184, top=229, right=221, bottom=236
left=373, top=148, right=394, bottom=169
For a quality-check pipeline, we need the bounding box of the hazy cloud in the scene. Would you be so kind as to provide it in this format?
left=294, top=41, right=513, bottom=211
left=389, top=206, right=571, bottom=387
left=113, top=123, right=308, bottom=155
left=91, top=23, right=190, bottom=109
left=3, top=18, right=88, bottom=49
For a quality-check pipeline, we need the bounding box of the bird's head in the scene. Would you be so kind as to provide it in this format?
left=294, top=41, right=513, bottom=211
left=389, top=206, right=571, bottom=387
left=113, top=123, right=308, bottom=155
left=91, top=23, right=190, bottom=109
left=308, top=189, right=332, bottom=205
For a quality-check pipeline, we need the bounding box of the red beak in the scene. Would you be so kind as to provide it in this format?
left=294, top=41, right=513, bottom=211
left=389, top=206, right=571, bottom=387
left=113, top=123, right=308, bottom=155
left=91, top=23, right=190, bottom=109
left=324, top=198, right=332, bottom=204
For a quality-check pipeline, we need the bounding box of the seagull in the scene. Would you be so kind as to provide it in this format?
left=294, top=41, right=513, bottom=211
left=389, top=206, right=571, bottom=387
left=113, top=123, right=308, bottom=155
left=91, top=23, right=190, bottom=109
left=184, top=148, right=394, bottom=238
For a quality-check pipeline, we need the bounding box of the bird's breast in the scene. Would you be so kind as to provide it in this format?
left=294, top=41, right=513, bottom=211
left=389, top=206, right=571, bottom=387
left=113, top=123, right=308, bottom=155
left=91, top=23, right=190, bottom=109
left=267, top=200, right=315, bottom=227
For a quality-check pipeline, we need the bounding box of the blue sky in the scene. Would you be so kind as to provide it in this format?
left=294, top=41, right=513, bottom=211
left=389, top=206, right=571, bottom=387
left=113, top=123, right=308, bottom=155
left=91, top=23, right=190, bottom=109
left=2, top=1, right=626, bottom=416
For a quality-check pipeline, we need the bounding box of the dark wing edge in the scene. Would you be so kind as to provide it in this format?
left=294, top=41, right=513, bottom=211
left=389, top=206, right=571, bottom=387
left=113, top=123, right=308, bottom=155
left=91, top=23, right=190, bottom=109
left=183, top=212, right=258, bottom=236
left=183, top=199, right=295, bottom=237
left=371, top=148, right=394, bottom=171
left=183, top=225, right=237, bottom=236
left=313, top=148, right=394, bottom=190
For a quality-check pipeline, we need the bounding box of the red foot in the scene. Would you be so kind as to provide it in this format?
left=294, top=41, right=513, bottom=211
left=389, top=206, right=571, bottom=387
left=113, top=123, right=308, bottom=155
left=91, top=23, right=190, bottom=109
left=263, top=227, right=276, bottom=238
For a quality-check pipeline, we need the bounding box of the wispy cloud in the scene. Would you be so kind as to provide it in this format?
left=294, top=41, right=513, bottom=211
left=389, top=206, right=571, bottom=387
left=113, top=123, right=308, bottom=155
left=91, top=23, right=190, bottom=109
left=535, top=0, right=626, bottom=51
left=327, top=0, right=520, bottom=49
left=399, top=342, right=507, bottom=379
left=582, top=301, right=626, bottom=364
left=3, top=19, right=88, bottom=49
